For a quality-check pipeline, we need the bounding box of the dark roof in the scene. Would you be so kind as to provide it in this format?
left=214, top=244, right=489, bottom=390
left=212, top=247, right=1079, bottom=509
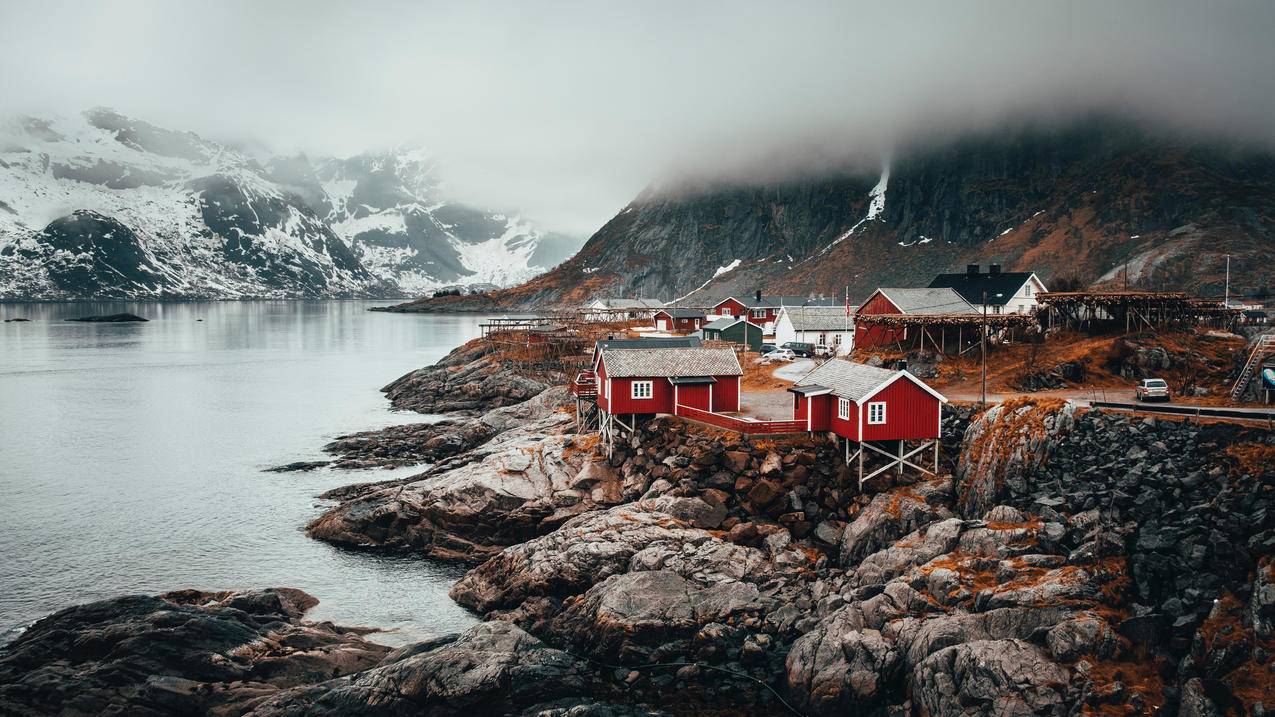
left=655, top=308, right=705, bottom=319
left=601, top=347, right=743, bottom=378
left=928, top=271, right=1039, bottom=306
left=669, top=376, right=718, bottom=385
left=1244, top=310, right=1268, bottom=318
left=595, top=337, right=702, bottom=352
left=717, top=296, right=838, bottom=309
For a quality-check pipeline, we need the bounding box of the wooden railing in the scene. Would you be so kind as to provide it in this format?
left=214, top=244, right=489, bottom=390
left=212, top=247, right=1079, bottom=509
left=571, top=371, right=598, bottom=398
left=674, top=404, right=808, bottom=435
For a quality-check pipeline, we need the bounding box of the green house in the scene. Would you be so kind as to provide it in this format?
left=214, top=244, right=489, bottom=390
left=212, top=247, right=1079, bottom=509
left=702, top=317, right=765, bottom=351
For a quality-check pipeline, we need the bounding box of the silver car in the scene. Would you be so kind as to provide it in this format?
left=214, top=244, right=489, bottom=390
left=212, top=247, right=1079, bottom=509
left=1135, top=378, right=1171, bottom=402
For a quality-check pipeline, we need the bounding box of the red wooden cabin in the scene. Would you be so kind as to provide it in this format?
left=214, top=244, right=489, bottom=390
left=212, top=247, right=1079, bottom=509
left=712, top=292, right=838, bottom=326
left=853, top=287, right=976, bottom=349
left=596, top=347, right=742, bottom=417
left=789, top=359, right=946, bottom=484
left=653, top=308, right=706, bottom=332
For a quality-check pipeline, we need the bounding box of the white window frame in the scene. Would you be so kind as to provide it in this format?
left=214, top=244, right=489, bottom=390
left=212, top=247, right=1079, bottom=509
left=751, top=308, right=767, bottom=319
left=722, top=307, right=733, bottom=316
left=631, top=380, right=653, bottom=400
left=837, top=397, right=850, bottom=420
left=867, top=401, right=886, bottom=424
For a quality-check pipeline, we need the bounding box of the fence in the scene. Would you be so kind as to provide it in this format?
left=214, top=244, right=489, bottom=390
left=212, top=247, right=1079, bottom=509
left=673, top=404, right=809, bottom=435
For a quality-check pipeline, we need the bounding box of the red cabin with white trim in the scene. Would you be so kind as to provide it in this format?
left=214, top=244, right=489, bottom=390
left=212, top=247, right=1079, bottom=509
left=789, top=359, right=945, bottom=442
left=653, top=308, right=705, bottom=332
left=853, top=287, right=977, bottom=348
left=596, top=347, right=742, bottom=415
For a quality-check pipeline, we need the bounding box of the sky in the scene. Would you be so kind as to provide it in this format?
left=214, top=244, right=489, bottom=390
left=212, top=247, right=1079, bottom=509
left=2, top=0, right=1275, bottom=235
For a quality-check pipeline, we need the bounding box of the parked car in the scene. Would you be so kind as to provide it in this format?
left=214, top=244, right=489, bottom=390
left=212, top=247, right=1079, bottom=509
left=814, top=345, right=835, bottom=357
left=764, top=348, right=797, bottom=362
left=781, top=341, right=816, bottom=358
left=760, top=343, right=777, bottom=355
left=1135, top=378, right=1171, bottom=402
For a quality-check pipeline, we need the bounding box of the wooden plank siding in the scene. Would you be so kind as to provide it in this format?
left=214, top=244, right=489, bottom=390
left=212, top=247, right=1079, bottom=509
left=855, top=292, right=907, bottom=348
left=675, top=383, right=712, bottom=411
left=859, top=377, right=941, bottom=441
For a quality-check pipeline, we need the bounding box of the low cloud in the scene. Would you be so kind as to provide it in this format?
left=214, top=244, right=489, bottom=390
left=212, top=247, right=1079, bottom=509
left=2, top=0, right=1273, bottom=234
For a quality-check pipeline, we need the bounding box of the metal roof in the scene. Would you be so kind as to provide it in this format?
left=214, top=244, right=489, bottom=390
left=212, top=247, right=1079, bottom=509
left=601, top=347, right=743, bottom=378
left=779, top=306, right=855, bottom=330
left=928, top=272, right=1040, bottom=306
left=703, top=317, right=762, bottom=331
left=870, top=288, right=978, bottom=315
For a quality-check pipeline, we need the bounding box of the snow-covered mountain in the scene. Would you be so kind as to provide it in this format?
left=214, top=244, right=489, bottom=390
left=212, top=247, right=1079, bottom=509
left=0, top=109, right=577, bottom=299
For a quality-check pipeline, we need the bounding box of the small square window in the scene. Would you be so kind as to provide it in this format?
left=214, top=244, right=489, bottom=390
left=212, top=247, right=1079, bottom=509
left=867, top=402, right=886, bottom=424
left=837, top=397, right=850, bottom=420
left=752, top=309, right=767, bottom=319
left=631, top=381, right=653, bottom=400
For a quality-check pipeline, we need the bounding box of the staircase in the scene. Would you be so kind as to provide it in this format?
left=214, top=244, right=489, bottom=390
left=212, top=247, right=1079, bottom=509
left=1231, top=334, right=1275, bottom=400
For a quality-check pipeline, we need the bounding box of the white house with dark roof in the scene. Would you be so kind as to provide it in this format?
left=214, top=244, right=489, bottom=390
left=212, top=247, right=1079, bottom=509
left=927, top=264, right=1048, bottom=315
left=774, top=305, right=857, bottom=355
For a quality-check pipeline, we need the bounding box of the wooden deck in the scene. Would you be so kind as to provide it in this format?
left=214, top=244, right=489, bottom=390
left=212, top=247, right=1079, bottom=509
left=673, top=404, right=808, bottom=435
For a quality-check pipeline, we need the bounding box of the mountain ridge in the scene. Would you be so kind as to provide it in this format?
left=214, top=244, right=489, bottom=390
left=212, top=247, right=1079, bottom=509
left=387, top=120, right=1275, bottom=311
left=0, top=109, right=581, bottom=300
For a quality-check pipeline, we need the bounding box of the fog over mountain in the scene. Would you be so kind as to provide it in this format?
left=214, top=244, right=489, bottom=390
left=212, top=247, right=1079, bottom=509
left=3, top=0, right=1274, bottom=235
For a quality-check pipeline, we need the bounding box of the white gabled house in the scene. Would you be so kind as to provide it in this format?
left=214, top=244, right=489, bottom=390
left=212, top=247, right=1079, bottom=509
left=774, top=306, right=856, bottom=354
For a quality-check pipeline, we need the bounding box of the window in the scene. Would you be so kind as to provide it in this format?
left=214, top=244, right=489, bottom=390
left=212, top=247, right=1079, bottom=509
left=603, top=379, right=609, bottom=399
left=631, top=381, right=653, bottom=399
left=867, top=401, right=886, bottom=424
left=722, top=307, right=733, bottom=316
left=752, top=309, right=767, bottom=319
left=1025, top=285, right=1032, bottom=297
left=817, top=332, right=827, bottom=346
left=837, top=397, right=850, bottom=420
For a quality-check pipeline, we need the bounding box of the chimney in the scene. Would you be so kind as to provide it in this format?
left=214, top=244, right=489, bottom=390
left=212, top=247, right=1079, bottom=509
left=989, top=263, right=1001, bottom=275
left=966, top=264, right=980, bottom=277
left=754, top=289, right=762, bottom=303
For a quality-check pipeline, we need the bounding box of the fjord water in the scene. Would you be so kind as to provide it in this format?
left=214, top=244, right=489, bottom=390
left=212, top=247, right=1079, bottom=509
left=0, top=301, right=482, bottom=645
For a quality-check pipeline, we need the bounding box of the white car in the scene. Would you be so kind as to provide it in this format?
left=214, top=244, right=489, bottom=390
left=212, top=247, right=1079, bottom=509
left=1135, top=378, right=1171, bottom=402
left=764, top=348, right=797, bottom=362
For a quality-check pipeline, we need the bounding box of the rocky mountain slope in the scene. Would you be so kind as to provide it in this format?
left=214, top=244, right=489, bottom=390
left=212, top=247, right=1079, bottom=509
left=0, top=110, right=578, bottom=299
left=399, top=120, right=1275, bottom=310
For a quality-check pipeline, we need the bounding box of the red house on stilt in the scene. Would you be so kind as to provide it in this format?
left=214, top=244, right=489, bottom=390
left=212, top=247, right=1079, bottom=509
left=789, top=358, right=946, bottom=485
left=592, top=346, right=742, bottom=452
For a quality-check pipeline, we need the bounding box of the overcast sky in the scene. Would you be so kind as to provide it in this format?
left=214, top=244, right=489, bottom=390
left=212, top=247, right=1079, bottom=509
left=2, top=0, right=1274, bottom=235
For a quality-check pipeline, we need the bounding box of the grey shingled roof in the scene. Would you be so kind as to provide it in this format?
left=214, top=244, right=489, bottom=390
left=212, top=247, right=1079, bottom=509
left=601, top=347, right=743, bottom=378
left=780, top=306, right=855, bottom=331
left=872, top=288, right=977, bottom=315
left=703, top=317, right=738, bottom=330
left=795, top=359, right=900, bottom=402
left=595, top=337, right=702, bottom=352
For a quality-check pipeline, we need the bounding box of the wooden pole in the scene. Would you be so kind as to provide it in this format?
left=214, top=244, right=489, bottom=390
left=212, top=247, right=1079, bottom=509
left=981, top=291, right=988, bottom=405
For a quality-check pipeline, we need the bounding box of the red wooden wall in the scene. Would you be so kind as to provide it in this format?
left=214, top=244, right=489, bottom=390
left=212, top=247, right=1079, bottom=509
left=712, top=376, right=740, bottom=412
left=714, top=298, right=747, bottom=317
left=855, top=291, right=907, bottom=348
left=793, top=393, right=832, bottom=432
left=675, top=384, right=711, bottom=411
left=827, top=395, right=860, bottom=441
left=859, top=378, right=941, bottom=441
left=606, top=376, right=674, bottom=414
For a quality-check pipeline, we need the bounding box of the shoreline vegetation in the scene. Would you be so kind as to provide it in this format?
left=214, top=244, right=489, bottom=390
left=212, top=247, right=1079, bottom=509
left=2, top=335, right=1272, bottom=716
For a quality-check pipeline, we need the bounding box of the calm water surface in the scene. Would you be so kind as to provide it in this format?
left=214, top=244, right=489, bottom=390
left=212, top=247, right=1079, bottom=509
left=0, top=301, right=485, bottom=645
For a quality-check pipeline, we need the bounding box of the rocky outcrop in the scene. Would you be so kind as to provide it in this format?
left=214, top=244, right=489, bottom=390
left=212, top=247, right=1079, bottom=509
left=0, top=588, right=388, bottom=716
left=308, top=403, right=620, bottom=562
left=381, top=340, right=549, bottom=414
left=838, top=477, right=954, bottom=566
left=321, top=387, right=575, bottom=470
left=247, top=622, right=594, bottom=717
left=65, top=312, right=148, bottom=322
left=955, top=398, right=1076, bottom=517
left=911, top=639, right=1073, bottom=716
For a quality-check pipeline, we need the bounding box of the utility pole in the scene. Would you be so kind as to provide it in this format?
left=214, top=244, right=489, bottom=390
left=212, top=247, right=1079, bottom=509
left=981, top=289, right=988, bottom=405
left=1224, top=254, right=1231, bottom=307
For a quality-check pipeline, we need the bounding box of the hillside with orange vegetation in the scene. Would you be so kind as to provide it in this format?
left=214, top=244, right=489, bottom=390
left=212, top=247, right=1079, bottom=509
left=856, top=329, right=1246, bottom=401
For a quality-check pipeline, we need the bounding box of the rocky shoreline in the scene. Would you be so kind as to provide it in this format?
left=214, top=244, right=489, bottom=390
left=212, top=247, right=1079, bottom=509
left=4, top=341, right=1273, bottom=716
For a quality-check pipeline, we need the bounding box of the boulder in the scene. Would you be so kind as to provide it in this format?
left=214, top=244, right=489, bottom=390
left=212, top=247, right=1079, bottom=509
left=0, top=589, right=387, bottom=716
left=840, top=478, right=954, bottom=567
left=911, top=639, right=1072, bottom=716
left=248, top=622, right=591, bottom=716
